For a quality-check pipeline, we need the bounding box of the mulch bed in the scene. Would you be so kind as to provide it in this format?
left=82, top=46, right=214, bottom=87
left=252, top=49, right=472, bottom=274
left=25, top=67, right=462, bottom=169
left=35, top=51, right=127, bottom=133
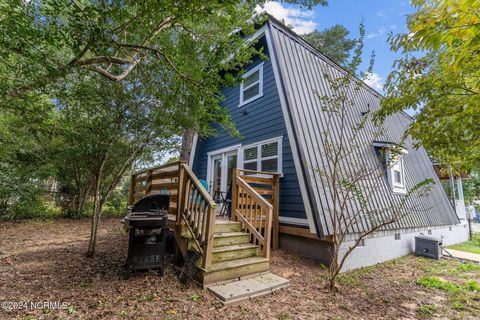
left=0, top=218, right=478, bottom=319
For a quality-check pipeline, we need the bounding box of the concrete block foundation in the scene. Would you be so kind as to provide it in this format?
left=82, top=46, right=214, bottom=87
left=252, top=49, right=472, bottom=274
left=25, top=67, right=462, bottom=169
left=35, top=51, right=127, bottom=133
left=279, top=223, right=469, bottom=272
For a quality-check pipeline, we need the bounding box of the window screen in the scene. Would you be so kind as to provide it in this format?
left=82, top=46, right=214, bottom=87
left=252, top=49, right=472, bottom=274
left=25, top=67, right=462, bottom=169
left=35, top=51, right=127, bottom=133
left=241, top=139, right=282, bottom=175
left=244, top=147, right=257, bottom=161
left=261, top=142, right=278, bottom=158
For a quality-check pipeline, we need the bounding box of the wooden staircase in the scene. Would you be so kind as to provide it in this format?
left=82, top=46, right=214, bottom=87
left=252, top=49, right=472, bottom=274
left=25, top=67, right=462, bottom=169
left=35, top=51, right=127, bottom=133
left=128, top=162, right=279, bottom=287
left=182, top=219, right=269, bottom=286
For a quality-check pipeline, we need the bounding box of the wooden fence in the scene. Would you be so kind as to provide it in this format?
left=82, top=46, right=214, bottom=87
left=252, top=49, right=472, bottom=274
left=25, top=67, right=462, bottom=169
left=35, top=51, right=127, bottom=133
left=128, top=161, right=183, bottom=216
left=128, top=161, right=216, bottom=268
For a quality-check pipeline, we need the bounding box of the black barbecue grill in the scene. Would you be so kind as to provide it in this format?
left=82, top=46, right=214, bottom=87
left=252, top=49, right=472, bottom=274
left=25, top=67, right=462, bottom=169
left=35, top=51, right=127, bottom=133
left=123, top=194, right=170, bottom=276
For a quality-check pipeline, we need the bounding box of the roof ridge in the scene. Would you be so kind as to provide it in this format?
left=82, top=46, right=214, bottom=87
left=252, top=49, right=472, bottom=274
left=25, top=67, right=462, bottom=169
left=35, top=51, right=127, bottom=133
left=265, top=14, right=384, bottom=100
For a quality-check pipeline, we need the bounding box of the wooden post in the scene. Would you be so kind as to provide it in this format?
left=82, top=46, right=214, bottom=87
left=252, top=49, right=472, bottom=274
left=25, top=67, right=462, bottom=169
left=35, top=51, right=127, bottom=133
left=202, top=204, right=216, bottom=269
left=231, top=169, right=238, bottom=222
left=176, top=162, right=185, bottom=225
left=128, top=174, right=136, bottom=206
left=264, top=207, right=273, bottom=258
left=272, top=174, right=280, bottom=250
left=145, top=170, right=153, bottom=195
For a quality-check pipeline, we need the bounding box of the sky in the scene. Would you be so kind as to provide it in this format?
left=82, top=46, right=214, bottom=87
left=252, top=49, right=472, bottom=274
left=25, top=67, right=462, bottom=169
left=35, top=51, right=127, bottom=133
left=256, top=1, right=416, bottom=93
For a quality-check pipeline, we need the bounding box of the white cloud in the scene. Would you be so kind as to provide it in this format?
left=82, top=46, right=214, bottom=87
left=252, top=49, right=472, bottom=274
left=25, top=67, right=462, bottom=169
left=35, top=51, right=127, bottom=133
left=256, top=1, right=317, bottom=35
left=377, top=11, right=387, bottom=20
left=364, top=72, right=384, bottom=91
left=367, top=27, right=387, bottom=39
left=367, top=25, right=397, bottom=40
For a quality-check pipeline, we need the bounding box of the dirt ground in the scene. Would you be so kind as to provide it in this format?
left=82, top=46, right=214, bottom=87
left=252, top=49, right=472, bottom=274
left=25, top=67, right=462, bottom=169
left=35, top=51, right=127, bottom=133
left=1, top=219, right=479, bottom=320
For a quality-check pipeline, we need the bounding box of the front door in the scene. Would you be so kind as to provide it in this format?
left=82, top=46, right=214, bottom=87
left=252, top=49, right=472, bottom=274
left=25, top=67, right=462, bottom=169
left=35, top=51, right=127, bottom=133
left=209, top=150, right=237, bottom=201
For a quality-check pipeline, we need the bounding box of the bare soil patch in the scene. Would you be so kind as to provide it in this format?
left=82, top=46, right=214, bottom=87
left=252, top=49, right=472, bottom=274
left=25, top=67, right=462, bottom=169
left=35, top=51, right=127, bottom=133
left=1, top=219, right=479, bottom=319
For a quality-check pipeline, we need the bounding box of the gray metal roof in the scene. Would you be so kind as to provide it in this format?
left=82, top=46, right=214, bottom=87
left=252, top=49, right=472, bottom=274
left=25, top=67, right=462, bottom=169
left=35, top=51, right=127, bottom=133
left=267, top=19, right=460, bottom=236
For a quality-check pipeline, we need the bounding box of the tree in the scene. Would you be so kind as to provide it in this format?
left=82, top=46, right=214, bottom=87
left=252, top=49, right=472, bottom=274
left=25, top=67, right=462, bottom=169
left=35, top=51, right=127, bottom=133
left=313, top=22, right=432, bottom=290
left=0, top=1, right=327, bottom=255
left=0, top=1, right=326, bottom=105
left=378, top=0, right=480, bottom=171
left=463, top=170, right=480, bottom=206
left=0, top=101, right=55, bottom=219
left=53, top=71, right=182, bottom=256
left=303, top=24, right=356, bottom=66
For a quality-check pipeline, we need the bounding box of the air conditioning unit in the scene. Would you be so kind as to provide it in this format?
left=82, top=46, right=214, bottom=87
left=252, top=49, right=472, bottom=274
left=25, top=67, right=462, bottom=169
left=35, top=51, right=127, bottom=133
left=415, top=236, right=442, bottom=260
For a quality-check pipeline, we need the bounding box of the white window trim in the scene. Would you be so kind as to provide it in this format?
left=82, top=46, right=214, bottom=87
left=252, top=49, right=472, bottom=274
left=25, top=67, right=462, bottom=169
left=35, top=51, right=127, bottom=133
left=386, top=153, right=407, bottom=195
left=238, top=136, right=283, bottom=177
left=238, top=62, right=264, bottom=107
left=206, top=144, right=241, bottom=196
left=373, top=142, right=408, bottom=195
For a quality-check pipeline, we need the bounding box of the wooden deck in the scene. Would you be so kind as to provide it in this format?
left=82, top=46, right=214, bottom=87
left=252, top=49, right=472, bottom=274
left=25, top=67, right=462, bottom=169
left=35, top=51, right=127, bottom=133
left=127, top=162, right=281, bottom=287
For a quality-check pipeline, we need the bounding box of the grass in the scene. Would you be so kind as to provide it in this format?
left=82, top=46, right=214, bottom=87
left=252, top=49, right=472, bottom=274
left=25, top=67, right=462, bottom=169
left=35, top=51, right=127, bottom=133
left=417, top=304, right=438, bottom=318
left=416, top=276, right=480, bottom=293
left=416, top=276, right=460, bottom=293
left=458, top=262, right=480, bottom=272
left=448, top=233, right=480, bottom=254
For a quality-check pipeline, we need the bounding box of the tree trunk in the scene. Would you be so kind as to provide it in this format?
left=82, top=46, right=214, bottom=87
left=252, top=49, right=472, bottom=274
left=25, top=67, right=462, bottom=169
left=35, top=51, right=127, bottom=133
left=86, top=164, right=104, bottom=257
left=86, top=186, right=103, bottom=256
left=329, top=241, right=340, bottom=291
left=77, top=183, right=92, bottom=217
left=180, top=129, right=195, bottom=163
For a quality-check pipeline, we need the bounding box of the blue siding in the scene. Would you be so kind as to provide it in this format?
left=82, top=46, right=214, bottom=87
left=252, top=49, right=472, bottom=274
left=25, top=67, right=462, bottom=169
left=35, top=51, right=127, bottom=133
left=192, top=37, right=307, bottom=221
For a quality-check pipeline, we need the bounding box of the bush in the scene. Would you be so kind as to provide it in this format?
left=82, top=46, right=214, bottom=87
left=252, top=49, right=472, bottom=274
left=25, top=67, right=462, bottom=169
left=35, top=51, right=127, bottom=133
left=102, top=189, right=128, bottom=217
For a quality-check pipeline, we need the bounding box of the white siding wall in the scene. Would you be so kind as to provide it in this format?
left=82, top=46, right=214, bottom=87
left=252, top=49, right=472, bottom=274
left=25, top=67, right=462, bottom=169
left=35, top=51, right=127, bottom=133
left=339, top=223, right=469, bottom=271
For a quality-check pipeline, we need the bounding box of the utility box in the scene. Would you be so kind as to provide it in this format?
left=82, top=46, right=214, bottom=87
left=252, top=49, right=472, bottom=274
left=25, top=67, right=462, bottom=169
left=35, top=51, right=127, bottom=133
left=415, top=236, right=442, bottom=260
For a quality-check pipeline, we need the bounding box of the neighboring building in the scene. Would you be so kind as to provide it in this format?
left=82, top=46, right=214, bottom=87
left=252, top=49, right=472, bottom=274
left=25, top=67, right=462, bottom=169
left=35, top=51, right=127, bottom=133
left=189, top=16, right=469, bottom=271
left=466, top=205, right=480, bottom=223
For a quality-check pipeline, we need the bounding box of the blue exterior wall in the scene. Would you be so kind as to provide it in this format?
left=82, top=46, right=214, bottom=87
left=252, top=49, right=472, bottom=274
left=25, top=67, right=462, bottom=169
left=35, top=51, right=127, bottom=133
left=192, top=36, right=307, bottom=221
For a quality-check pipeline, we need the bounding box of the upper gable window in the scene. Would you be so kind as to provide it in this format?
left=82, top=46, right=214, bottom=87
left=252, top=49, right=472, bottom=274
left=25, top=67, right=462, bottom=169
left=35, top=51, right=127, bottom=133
left=388, top=154, right=406, bottom=194
left=239, top=63, right=263, bottom=107
left=373, top=141, right=408, bottom=195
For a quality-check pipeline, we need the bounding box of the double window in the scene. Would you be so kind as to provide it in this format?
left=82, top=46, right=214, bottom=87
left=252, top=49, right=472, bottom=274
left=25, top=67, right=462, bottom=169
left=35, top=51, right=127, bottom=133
left=240, top=137, right=282, bottom=175
left=239, top=63, right=263, bottom=106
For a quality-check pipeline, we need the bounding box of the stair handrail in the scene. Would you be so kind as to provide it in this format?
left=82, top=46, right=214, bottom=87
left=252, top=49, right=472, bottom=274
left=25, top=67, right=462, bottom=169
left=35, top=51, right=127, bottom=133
left=233, top=174, right=273, bottom=258
left=178, top=163, right=216, bottom=269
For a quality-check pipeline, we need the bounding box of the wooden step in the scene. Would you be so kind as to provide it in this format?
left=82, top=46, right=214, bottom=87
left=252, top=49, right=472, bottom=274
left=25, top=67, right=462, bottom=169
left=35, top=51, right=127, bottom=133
left=213, top=232, right=250, bottom=247
left=199, top=256, right=269, bottom=287
left=215, top=220, right=241, bottom=233
left=180, top=220, right=241, bottom=238
left=212, top=244, right=258, bottom=263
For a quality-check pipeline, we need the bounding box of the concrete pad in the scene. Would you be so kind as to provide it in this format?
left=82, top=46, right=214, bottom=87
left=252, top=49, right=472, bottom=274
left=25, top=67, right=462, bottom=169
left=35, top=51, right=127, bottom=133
left=446, top=249, right=480, bottom=264
left=208, top=273, right=290, bottom=306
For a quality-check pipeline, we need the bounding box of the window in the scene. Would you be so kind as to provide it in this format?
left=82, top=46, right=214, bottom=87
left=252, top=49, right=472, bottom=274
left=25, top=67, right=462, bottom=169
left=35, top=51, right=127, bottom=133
left=373, top=141, right=408, bottom=195
left=239, top=138, right=282, bottom=175
left=239, top=63, right=263, bottom=106
left=388, top=153, right=406, bottom=194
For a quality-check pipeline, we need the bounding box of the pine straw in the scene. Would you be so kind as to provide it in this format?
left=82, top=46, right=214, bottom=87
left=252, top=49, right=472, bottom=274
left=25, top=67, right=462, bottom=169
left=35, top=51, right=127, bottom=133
left=0, top=219, right=479, bottom=319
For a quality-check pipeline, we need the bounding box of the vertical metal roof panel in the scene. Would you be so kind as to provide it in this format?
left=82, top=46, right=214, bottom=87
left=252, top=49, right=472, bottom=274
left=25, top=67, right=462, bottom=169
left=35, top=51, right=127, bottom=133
left=268, top=19, right=460, bottom=236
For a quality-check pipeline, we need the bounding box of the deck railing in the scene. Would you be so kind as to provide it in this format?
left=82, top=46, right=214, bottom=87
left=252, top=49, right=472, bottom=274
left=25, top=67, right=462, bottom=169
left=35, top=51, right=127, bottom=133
left=179, top=164, right=216, bottom=268
left=231, top=168, right=280, bottom=250
left=231, top=169, right=278, bottom=258
left=128, top=161, right=216, bottom=269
